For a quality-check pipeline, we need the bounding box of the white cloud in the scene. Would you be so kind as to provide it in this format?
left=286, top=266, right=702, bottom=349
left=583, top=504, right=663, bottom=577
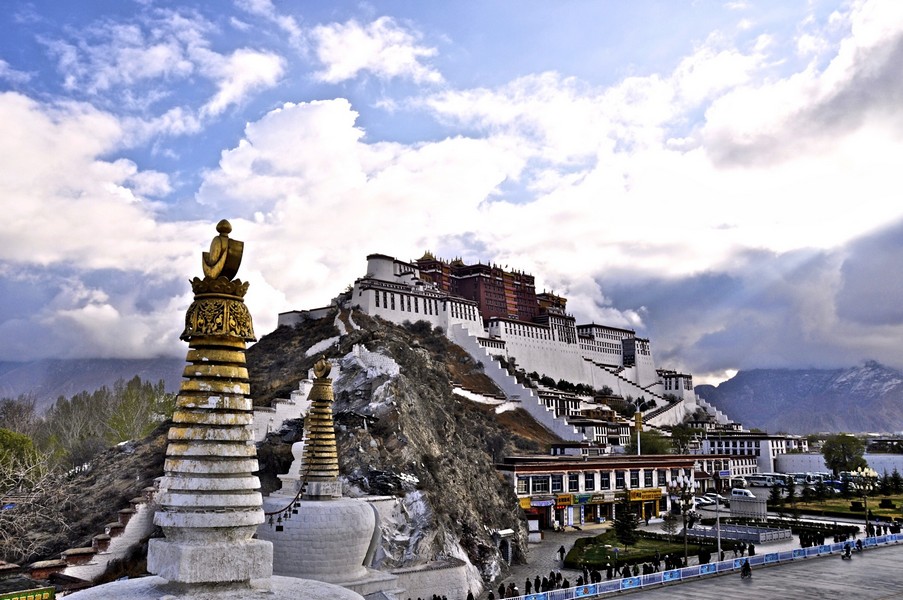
left=41, top=8, right=285, bottom=123
left=311, top=16, right=442, bottom=84
left=0, top=92, right=194, bottom=272
left=44, top=20, right=197, bottom=95
left=234, top=0, right=304, bottom=47
left=197, top=47, right=285, bottom=116
left=195, top=99, right=523, bottom=333
left=0, top=58, right=31, bottom=83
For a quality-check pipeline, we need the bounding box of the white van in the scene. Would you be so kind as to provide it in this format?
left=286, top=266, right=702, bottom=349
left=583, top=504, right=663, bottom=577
left=731, top=488, right=756, bottom=498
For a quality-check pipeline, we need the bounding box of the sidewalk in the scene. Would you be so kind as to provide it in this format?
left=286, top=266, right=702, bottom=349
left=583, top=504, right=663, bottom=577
left=486, top=523, right=609, bottom=598
left=486, top=515, right=865, bottom=598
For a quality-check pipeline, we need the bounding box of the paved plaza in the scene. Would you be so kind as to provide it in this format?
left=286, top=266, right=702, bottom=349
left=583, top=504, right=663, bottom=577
left=490, top=522, right=903, bottom=599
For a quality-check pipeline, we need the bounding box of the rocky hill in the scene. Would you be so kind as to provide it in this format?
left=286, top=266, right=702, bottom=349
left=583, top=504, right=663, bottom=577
left=24, top=308, right=556, bottom=585
left=695, top=360, right=903, bottom=434
left=248, top=308, right=550, bottom=581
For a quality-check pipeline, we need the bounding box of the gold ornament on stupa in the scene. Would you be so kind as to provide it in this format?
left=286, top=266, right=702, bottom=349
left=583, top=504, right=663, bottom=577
left=148, top=219, right=271, bottom=584
left=301, top=355, right=342, bottom=499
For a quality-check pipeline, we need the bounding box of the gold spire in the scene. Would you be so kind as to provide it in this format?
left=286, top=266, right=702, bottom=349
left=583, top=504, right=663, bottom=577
left=148, top=219, right=270, bottom=584
left=301, top=355, right=341, bottom=499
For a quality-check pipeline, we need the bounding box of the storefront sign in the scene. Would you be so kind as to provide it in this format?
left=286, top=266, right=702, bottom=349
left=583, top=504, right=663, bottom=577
left=531, top=498, right=555, bottom=507
left=573, top=493, right=593, bottom=504
left=0, top=589, right=54, bottom=600
left=628, top=489, right=664, bottom=502
left=519, top=498, right=532, bottom=509
left=590, top=493, right=614, bottom=504
left=556, top=494, right=573, bottom=506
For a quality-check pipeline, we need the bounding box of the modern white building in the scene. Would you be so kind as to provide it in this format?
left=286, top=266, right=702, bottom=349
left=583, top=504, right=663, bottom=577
left=699, top=431, right=809, bottom=473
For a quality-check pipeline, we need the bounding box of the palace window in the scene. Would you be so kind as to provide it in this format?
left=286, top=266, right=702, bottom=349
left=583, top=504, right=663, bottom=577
left=390, top=294, right=395, bottom=310
left=584, top=472, right=596, bottom=491
left=600, top=472, right=611, bottom=489
left=531, top=476, right=550, bottom=494
left=568, top=473, right=580, bottom=492
left=551, top=474, right=563, bottom=493
left=375, top=290, right=380, bottom=307
left=615, top=471, right=626, bottom=489
left=517, top=477, right=528, bottom=494
left=644, top=470, right=653, bottom=487
left=630, top=470, right=640, bottom=488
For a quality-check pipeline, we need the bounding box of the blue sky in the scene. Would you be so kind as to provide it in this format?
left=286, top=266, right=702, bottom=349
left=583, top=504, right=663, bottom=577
left=2, top=0, right=903, bottom=385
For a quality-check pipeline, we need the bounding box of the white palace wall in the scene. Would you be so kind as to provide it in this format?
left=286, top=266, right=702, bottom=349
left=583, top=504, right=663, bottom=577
left=338, top=254, right=704, bottom=428
left=352, top=282, right=484, bottom=337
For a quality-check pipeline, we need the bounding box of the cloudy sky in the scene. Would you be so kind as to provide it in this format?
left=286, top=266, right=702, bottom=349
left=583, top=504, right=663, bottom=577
left=2, top=0, right=902, bottom=385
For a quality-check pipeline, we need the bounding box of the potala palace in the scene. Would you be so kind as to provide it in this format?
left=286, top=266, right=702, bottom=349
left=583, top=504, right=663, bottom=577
left=279, top=253, right=733, bottom=438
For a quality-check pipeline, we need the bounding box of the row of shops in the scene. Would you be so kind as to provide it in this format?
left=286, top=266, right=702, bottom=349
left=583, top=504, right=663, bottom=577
left=498, top=453, right=736, bottom=531
left=520, top=488, right=666, bottom=530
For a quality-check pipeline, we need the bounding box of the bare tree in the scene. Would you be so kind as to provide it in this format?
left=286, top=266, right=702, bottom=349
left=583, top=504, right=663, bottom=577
left=0, top=394, right=40, bottom=438
left=660, top=511, right=679, bottom=541
left=0, top=447, right=71, bottom=564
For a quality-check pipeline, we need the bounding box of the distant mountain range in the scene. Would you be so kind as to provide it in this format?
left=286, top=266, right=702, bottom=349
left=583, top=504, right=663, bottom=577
left=0, top=358, right=184, bottom=413
left=695, top=360, right=903, bottom=434
left=4, top=355, right=902, bottom=434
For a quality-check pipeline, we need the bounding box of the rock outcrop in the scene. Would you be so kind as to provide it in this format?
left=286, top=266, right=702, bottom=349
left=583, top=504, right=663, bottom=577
left=248, top=310, right=538, bottom=583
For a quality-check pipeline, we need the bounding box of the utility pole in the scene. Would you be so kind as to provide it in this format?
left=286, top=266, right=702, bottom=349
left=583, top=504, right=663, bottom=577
left=635, top=412, right=642, bottom=455
left=668, top=474, right=698, bottom=567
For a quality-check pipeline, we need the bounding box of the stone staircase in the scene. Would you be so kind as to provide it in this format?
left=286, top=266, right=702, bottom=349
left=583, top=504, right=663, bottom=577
left=42, top=485, right=159, bottom=584
left=695, top=397, right=732, bottom=425
left=448, top=324, right=584, bottom=441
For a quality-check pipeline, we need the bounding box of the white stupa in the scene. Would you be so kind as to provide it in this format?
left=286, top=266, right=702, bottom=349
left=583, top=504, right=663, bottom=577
left=257, top=358, right=400, bottom=597
left=67, top=221, right=363, bottom=600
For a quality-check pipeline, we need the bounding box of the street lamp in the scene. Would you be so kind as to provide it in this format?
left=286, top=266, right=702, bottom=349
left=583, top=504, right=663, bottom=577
left=856, top=466, right=878, bottom=538
left=712, top=472, right=723, bottom=558
left=668, top=474, right=699, bottom=567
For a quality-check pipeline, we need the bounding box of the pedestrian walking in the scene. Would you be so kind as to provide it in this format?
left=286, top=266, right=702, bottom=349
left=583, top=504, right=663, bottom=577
left=557, top=545, right=566, bottom=561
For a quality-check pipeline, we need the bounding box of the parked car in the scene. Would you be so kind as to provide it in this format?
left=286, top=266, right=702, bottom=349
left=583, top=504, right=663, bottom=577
left=693, top=496, right=716, bottom=507
left=704, top=492, right=729, bottom=506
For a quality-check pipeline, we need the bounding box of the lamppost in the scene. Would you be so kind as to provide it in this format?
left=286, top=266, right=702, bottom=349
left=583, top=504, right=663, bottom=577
left=712, top=472, right=723, bottom=558
left=668, top=474, right=699, bottom=567
left=856, top=466, right=878, bottom=538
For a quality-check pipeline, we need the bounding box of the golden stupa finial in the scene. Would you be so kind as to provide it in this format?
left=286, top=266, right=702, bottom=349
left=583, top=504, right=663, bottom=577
left=302, top=355, right=340, bottom=499
left=313, top=355, right=332, bottom=379
left=202, top=219, right=244, bottom=280
left=182, top=220, right=254, bottom=341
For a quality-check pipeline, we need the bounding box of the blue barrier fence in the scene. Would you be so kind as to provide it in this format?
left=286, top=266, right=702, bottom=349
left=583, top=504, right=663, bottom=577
left=503, top=534, right=900, bottom=600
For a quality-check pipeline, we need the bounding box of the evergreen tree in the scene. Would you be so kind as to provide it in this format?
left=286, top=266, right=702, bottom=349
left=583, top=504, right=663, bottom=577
left=821, top=434, right=867, bottom=476
left=625, top=430, right=672, bottom=455
left=785, top=478, right=796, bottom=506
left=769, top=482, right=784, bottom=516
left=613, top=499, right=639, bottom=548
left=891, top=468, right=903, bottom=494
left=814, top=479, right=829, bottom=501
left=879, top=471, right=892, bottom=496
